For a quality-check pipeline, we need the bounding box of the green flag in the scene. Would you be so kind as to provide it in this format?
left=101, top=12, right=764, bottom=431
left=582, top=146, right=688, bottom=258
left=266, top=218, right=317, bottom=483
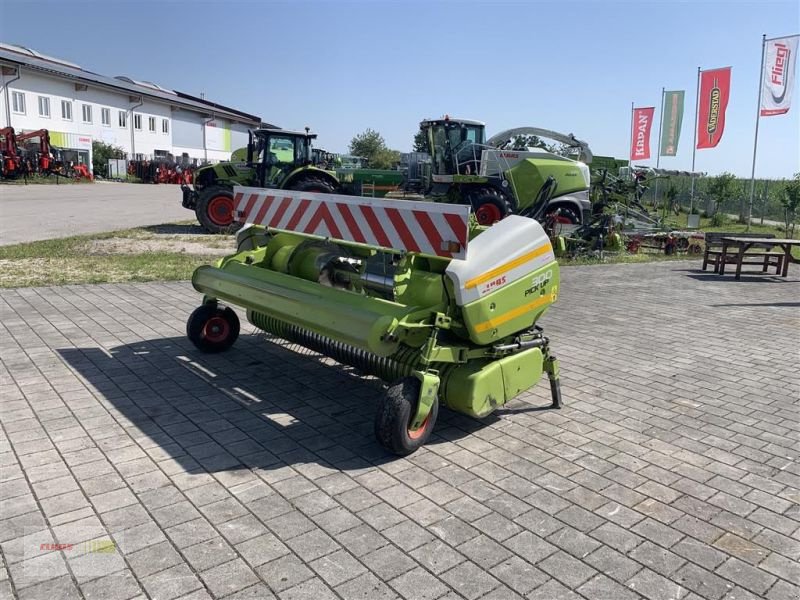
left=660, top=90, right=685, bottom=156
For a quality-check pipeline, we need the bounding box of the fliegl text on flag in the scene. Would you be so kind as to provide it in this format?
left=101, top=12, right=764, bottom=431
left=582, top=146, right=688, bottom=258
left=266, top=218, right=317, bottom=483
left=630, top=106, right=655, bottom=161
left=697, top=67, right=732, bottom=149
left=761, top=36, right=798, bottom=116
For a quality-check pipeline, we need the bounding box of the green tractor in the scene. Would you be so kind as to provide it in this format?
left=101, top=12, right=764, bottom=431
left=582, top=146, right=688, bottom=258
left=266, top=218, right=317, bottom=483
left=182, top=128, right=339, bottom=234
left=183, top=129, right=404, bottom=234
left=419, top=117, right=593, bottom=227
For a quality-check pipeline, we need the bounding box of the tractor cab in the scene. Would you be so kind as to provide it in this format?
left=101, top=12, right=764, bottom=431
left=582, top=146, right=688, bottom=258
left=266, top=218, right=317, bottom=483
left=249, top=128, right=316, bottom=187
left=419, top=117, right=486, bottom=179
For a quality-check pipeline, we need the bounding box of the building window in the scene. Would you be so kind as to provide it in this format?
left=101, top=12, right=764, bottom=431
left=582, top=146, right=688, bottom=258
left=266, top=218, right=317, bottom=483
left=162, top=119, right=169, bottom=134
left=118, top=111, right=127, bottom=128
left=134, top=114, right=142, bottom=130
left=11, top=91, right=25, bottom=114
left=148, top=116, right=156, bottom=132
left=61, top=100, right=72, bottom=121
left=82, top=104, right=92, bottom=123
left=101, top=107, right=111, bottom=126
left=38, top=96, right=50, bottom=118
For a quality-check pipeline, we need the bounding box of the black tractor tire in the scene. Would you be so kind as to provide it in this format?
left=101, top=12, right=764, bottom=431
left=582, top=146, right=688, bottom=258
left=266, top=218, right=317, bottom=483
left=466, top=187, right=513, bottom=226
left=374, top=377, right=439, bottom=456
left=546, top=204, right=581, bottom=226
left=195, top=186, right=242, bottom=235
left=187, top=304, right=240, bottom=353
left=288, top=174, right=337, bottom=194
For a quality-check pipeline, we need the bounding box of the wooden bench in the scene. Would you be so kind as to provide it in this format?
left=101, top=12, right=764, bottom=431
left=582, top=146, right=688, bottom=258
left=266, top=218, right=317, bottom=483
left=701, top=232, right=783, bottom=274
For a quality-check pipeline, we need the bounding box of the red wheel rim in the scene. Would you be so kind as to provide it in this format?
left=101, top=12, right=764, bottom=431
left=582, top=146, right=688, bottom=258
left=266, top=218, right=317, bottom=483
left=475, top=203, right=502, bottom=225
left=553, top=214, right=574, bottom=224
left=202, top=316, right=230, bottom=343
left=207, top=196, right=234, bottom=226
left=408, top=413, right=431, bottom=440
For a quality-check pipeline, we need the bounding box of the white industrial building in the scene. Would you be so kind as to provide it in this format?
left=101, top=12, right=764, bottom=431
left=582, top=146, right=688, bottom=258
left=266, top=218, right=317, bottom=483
left=0, top=43, right=264, bottom=172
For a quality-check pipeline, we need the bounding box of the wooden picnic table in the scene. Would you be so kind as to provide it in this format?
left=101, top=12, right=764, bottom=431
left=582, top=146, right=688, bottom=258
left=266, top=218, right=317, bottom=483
left=720, top=237, right=800, bottom=279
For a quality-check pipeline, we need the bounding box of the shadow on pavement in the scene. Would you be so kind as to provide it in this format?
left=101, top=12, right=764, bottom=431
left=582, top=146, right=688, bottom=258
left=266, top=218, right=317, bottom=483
left=56, top=331, right=529, bottom=474
left=711, top=301, right=800, bottom=308
left=142, top=223, right=210, bottom=236
left=677, top=269, right=796, bottom=283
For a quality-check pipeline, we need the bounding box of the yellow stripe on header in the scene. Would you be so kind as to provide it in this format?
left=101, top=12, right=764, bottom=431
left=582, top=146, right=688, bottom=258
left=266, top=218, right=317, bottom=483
left=473, top=294, right=552, bottom=333
left=465, top=243, right=552, bottom=290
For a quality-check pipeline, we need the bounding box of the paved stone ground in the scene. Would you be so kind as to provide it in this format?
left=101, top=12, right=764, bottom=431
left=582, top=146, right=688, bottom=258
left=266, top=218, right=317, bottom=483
left=0, top=183, right=188, bottom=246
left=1, top=260, right=798, bottom=600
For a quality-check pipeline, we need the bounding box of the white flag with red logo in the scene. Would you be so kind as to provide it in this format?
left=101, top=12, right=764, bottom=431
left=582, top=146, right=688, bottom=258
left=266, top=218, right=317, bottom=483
left=761, top=36, right=799, bottom=116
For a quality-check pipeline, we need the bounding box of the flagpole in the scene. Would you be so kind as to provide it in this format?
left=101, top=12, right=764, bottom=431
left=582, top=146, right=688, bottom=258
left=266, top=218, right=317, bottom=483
left=654, top=87, right=665, bottom=208
left=689, top=67, right=700, bottom=215
left=628, top=101, right=634, bottom=172
left=746, top=34, right=767, bottom=231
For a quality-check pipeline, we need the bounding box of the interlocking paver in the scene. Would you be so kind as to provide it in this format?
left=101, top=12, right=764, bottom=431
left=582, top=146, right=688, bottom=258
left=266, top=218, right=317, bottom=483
left=199, top=558, right=260, bottom=598
left=409, top=538, right=465, bottom=575
left=141, top=563, right=203, bottom=600
left=1, top=263, right=797, bottom=599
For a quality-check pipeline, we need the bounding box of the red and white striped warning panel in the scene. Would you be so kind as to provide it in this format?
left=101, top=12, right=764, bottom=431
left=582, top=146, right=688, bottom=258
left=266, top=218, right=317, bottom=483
left=233, top=186, right=471, bottom=260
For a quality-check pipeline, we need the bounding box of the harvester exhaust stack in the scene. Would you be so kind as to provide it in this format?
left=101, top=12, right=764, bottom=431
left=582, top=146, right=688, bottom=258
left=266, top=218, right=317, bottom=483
left=186, top=186, right=562, bottom=455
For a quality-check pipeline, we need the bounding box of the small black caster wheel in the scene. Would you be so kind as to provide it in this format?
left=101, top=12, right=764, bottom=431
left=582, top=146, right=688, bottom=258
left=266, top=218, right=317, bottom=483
left=374, top=376, right=439, bottom=456
left=186, top=304, right=240, bottom=353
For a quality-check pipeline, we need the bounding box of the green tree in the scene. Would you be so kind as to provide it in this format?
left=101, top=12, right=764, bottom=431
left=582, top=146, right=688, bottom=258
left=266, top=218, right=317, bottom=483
left=412, top=129, right=428, bottom=153
left=349, top=128, right=386, bottom=162
left=92, top=140, right=125, bottom=178
left=705, top=172, right=737, bottom=226
left=780, top=172, right=800, bottom=237
left=349, top=128, right=401, bottom=169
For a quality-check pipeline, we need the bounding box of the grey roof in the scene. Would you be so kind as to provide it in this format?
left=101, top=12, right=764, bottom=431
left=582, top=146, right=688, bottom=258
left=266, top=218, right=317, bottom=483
left=0, top=43, right=261, bottom=125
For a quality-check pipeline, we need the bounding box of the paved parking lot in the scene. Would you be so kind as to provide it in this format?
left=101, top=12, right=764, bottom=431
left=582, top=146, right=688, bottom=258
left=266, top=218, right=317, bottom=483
left=1, top=260, right=798, bottom=600
left=0, top=183, right=188, bottom=245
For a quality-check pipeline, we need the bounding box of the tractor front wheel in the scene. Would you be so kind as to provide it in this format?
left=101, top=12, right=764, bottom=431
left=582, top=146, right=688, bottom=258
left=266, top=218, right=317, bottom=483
left=187, top=304, right=240, bottom=353
left=196, top=187, right=241, bottom=234
left=467, top=188, right=512, bottom=226
left=374, top=377, right=439, bottom=456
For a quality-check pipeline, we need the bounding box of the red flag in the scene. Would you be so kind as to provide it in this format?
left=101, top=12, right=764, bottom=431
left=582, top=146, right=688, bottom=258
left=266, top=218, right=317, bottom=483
left=630, top=106, right=655, bottom=161
left=697, top=67, right=732, bottom=149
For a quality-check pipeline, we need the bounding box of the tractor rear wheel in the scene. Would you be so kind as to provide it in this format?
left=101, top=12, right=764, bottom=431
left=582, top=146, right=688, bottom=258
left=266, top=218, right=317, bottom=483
left=196, top=187, right=241, bottom=235
left=288, top=174, right=337, bottom=194
left=187, top=304, right=240, bottom=353
left=466, top=187, right=512, bottom=226
left=374, top=377, right=439, bottom=456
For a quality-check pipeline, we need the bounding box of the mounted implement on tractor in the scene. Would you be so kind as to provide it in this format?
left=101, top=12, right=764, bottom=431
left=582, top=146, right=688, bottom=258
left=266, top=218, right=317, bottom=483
left=418, top=117, right=593, bottom=227
left=186, top=185, right=563, bottom=455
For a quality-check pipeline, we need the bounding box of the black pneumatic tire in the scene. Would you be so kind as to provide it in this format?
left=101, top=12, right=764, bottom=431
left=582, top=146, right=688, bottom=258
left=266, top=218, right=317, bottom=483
left=374, top=377, right=439, bottom=456
left=546, top=204, right=581, bottom=225
left=186, top=305, right=240, bottom=353
left=195, top=186, right=242, bottom=235
left=466, top=187, right=513, bottom=225
left=288, top=175, right=337, bottom=194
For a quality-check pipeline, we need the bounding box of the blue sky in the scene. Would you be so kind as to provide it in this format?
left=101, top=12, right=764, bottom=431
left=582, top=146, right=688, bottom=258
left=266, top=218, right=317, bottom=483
left=2, top=0, right=798, bottom=178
